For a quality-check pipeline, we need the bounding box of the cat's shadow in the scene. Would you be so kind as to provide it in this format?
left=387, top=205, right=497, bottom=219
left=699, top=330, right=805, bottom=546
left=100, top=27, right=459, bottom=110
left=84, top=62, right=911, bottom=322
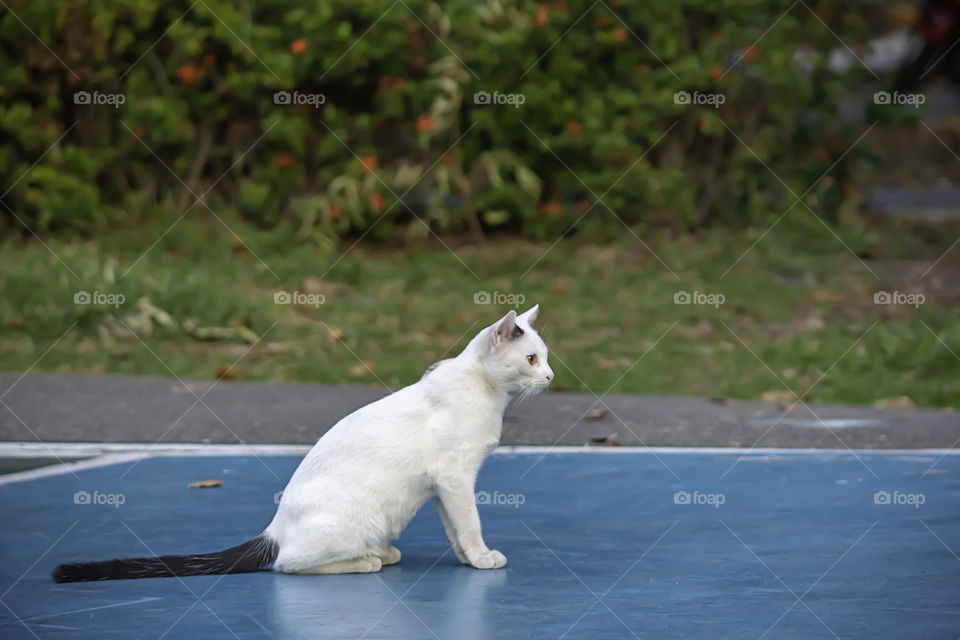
left=269, top=563, right=507, bottom=639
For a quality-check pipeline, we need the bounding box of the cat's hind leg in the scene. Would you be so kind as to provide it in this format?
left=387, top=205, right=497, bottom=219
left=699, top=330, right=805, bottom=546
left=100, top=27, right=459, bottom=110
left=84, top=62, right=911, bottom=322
left=293, top=556, right=383, bottom=575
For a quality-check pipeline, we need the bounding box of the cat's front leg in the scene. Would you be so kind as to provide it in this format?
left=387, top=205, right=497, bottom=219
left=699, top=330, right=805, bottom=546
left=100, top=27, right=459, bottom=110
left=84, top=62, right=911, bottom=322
left=435, top=479, right=507, bottom=570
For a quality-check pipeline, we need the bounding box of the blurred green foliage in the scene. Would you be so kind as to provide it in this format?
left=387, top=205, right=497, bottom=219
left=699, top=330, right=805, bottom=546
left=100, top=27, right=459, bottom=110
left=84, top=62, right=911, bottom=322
left=1, top=0, right=880, bottom=243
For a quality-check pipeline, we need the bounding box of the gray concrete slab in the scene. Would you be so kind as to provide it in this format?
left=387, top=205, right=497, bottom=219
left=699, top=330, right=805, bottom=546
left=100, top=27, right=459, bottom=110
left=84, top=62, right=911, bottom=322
left=0, top=373, right=956, bottom=449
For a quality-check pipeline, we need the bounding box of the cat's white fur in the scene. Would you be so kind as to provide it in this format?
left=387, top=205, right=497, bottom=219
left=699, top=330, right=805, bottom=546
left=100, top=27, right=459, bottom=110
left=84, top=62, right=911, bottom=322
left=265, top=305, right=553, bottom=573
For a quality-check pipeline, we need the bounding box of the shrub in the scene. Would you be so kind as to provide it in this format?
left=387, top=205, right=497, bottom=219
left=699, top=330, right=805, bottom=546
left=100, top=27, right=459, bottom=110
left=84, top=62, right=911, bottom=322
left=0, top=0, right=879, bottom=244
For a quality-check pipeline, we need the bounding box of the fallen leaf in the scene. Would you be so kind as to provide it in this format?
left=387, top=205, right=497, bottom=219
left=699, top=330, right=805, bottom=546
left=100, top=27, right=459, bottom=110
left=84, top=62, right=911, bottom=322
left=302, top=276, right=325, bottom=294
left=591, top=433, right=622, bottom=446
left=216, top=363, right=235, bottom=380
left=585, top=408, right=608, bottom=420
left=797, top=316, right=825, bottom=332
left=873, top=396, right=915, bottom=409
left=187, top=480, right=224, bottom=489
left=349, top=361, right=376, bottom=376
left=761, top=391, right=794, bottom=405
left=676, top=319, right=713, bottom=339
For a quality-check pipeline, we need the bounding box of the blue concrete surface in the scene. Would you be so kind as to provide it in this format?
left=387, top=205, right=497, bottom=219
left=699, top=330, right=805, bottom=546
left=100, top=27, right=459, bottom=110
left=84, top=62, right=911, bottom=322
left=1, top=450, right=958, bottom=639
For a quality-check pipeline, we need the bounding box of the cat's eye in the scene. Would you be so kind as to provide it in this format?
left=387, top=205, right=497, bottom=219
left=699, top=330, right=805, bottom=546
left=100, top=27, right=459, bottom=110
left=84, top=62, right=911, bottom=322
left=527, top=355, right=538, bottom=366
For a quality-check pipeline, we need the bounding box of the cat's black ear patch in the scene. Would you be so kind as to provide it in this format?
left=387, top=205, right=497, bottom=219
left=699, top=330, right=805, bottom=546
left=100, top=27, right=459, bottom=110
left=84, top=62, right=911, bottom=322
left=510, top=325, right=524, bottom=340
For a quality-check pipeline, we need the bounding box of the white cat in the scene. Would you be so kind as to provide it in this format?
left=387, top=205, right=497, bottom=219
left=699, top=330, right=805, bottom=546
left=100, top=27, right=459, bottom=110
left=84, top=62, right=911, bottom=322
left=53, top=305, right=552, bottom=581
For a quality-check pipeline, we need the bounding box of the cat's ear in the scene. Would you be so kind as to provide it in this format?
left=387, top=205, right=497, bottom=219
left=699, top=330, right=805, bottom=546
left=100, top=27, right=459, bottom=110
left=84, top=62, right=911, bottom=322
left=518, top=304, right=539, bottom=326
left=491, top=310, right=520, bottom=346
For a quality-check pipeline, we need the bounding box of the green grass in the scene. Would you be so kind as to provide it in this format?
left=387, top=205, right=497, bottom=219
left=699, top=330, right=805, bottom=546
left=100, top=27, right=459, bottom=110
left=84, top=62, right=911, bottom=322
left=2, top=214, right=959, bottom=409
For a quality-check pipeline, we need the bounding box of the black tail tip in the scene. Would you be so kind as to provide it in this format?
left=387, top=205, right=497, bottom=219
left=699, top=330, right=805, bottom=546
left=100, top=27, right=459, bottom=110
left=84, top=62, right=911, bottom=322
left=52, top=563, right=91, bottom=583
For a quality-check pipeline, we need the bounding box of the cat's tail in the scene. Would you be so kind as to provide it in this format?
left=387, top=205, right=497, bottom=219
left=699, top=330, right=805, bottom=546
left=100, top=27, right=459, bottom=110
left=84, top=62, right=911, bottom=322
left=51, top=534, right=278, bottom=583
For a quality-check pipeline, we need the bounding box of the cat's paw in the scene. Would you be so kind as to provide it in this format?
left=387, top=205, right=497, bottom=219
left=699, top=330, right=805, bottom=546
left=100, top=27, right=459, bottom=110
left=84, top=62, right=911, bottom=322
left=469, top=549, right=507, bottom=570
left=381, top=545, right=401, bottom=566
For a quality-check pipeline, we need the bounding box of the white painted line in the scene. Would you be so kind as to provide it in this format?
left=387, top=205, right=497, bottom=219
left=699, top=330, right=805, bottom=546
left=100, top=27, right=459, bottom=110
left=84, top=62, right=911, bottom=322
left=498, top=445, right=960, bottom=455
left=0, top=442, right=312, bottom=458
left=2, top=441, right=959, bottom=460
left=749, top=418, right=885, bottom=429
left=0, top=453, right=143, bottom=486
left=1, top=441, right=959, bottom=486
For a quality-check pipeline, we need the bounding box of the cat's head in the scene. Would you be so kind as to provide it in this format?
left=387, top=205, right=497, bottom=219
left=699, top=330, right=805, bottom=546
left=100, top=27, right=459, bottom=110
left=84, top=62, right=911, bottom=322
left=484, top=304, right=554, bottom=395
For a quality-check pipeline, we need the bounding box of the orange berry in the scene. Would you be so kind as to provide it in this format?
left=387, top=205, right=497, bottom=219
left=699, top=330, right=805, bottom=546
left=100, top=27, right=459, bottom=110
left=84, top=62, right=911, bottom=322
left=369, top=193, right=385, bottom=212
left=566, top=121, right=583, bottom=135
left=329, top=204, right=341, bottom=221
left=176, top=64, right=196, bottom=85
left=742, top=45, right=759, bottom=63
left=202, top=53, right=215, bottom=67
left=275, top=152, right=295, bottom=169
left=535, top=3, right=550, bottom=27
left=290, top=38, right=307, bottom=56
left=441, top=153, right=456, bottom=166
left=360, top=156, right=378, bottom=173
left=710, top=66, right=724, bottom=80
left=539, top=201, right=563, bottom=217
left=612, top=28, right=627, bottom=43
left=416, top=112, right=434, bottom=133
